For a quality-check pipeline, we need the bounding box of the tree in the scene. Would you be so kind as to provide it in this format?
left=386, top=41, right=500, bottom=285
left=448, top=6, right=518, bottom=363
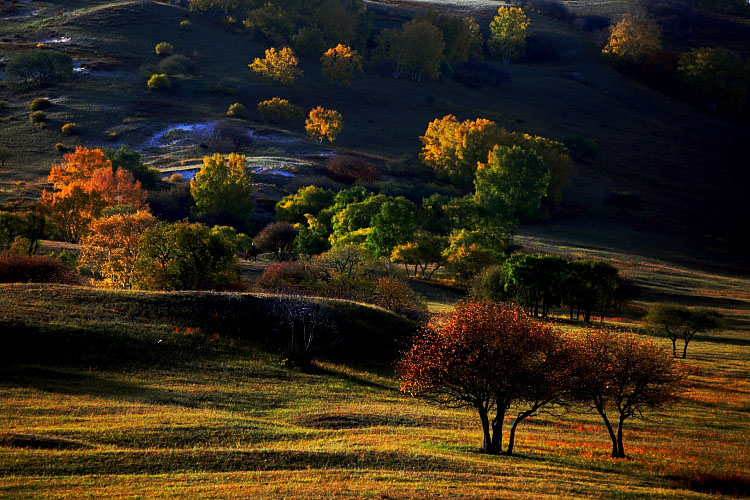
left=399, top=300, right=575, bottom=455
left=391, top=232, right=447, bottom=279
left=275, top=185, right=335, bottom=224
left=4, top=49, right=73, bottom=88
left=254, top=222, right=298, bottom=261
left=189, top=153, right=253, bottom=230
left=489, top=7, right=530, bottom=64
left=320, top=44, right=363, bottom=85
left=134, top=221, right=240, bottom=291
left=42, top=148, right=147, bottom=242
left=155, top=42, right=174, bottom=56
left=103, top=145, right=160, bottom=189
left=147, top=73, right=171, bottom=91
left=294, top=214, right=330, bottom=256
left=249, top=47, right=303, bottom=84
left=571, top=329, right=683, bottom=458
left=474, top=145, right=550, bottom=221
left=563, top=260, right=625, bottom=323
left=78, top=211, right=157, bottom=289
left=416, top=12, right=483, bottom=63
left=374, top=20, right=445, bottom=81
left=257, top=97, right=303, bottom=124
left=645, top=303, right=723, bottom=358
left=244, top=2, right=295, bottom=40
left=305, top=106, right=343, bottom=144
left=603, top=13, right=661, bottom=66
left=365, top=197, right=419, bottom=258
left=678, top=46, right=749, bottom=114
left=501, top=253, right=567, bottom=318
left=0, top=146, right=12, bottom=170
left=442, top=229, right=498, bottom=283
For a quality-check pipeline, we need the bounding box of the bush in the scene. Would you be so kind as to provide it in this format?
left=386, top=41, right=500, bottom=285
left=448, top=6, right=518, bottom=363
left=179, top=19, right=191, bottom=30
left=562, top=135, right=600, bottom=163
left=0, top=255, right=78, bottom=284
left=168, top=173, right=185, bottom=183
left=48, top=250, right=78, bottom=270
left=155, top=42, right=174, bottom=57
left=226, top=102, right=248, bottom=118
left=292, top=27, right=327, bottom=57
left=451, top=61, right=510, bottom=88
left=29, top=98, right=51, bottom=111
left=471, top=265, right=510, bottom=301
left=147, top=73, right=171, bottom=90
left=54, top=143, right=67, bottom=153
left=325, top=156, right=380, bottom=184
left=147, top=182, right=194, bottom=222
left=157, top=54, right=194, bottom=75
left=257, top=97, right=303, bottom=124
left=258, top=261, right=318, bottom=292
left=61, top=122, right=80, bottom=135
left=29, top=111, right=46, bottom=124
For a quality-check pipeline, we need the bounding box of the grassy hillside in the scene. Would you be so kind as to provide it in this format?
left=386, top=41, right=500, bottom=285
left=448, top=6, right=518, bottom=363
left=1, top=283, right=749, bottom=499
left=0, top=0, right=747, bottom=256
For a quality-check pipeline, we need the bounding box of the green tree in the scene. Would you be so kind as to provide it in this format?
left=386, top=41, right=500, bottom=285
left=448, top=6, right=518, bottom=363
left=103, top=145, right=160, bottom=189
left=489, top=7, right=530, bottom=64
left=501, top=253, right=567, bottom=318
left=190, top=153, right=254, bottom=230
left=134, top=221, right=240, bottom=290
left=645, top=303, right=723, bottom=358
left=391, top=232, right=447, bottom=278
left=374, top=20, right=445, bottom=81
left=330, top=193, right=387, bottom=246
left=244, top=2, right=295, bottom=40
left=294, top=214, right=331, bottom=256
left=563, top=260, right=625, bottom=323
left=276, top=185, right=335, bottom=224
left=365, top=197, right=419, bottom=258
left=474, top=145, right=550, bottom=221
left=4, top=49, right=73, bottom=88
left=678, top=46, right=749, bottom=114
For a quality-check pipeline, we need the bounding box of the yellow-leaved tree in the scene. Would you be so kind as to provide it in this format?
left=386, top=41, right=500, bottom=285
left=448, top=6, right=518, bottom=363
left=190, top=153, right=254, bottom=230
left=305, top=106, right=343, bottom=144
left=603, top=13, right=661, bottom=66
left=249, top=47, right=302, bottom=84
left=489, top=7, right=530, bottom=64
left=78, top=211, right=157, bottom=289
left=320, top=44, right=363, bottom=85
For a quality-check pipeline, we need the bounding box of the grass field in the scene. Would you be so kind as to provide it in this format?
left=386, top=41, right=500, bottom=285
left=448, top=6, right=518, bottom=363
left=1, top=277, right=749, bottom=499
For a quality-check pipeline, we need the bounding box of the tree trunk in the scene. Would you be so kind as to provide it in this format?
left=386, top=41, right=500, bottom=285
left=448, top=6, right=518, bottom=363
left=584, top=308, right=591, bottom=323
left=506, top=409, right=535, bottom=456
left=595, top=402, right=619, bottom=458
left=478, top=405, right=494, bottom=454
left=671, top=337, right=677, bottom=357
left=490, top=405, right=505, bottom=454
left=615, top=416, right=626, bottom=458
left=682, top=339, right=690, bottom=359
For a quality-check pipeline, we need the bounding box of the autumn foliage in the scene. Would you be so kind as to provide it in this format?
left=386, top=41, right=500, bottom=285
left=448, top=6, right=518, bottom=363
left=42, top=147, right=147, bottom=242
left=399, top=300, right=682, bottom=457
left=320, top=44, right=363, bottom=85
left=305, top=106, right=343, bottom=144
left=249, top=47, right=302, bottom=84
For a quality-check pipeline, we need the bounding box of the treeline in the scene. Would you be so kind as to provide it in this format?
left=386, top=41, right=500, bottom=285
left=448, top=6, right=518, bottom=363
left=473, top=253, right=626, bottom=323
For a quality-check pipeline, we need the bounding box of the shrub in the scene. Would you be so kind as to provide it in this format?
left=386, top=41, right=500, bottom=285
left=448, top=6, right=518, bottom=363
left=157, top=54, right=194, bottom=75
left=257, top=97, right=303, bottom=124
left=29, top=111, right=46, bottom=123
left=0, top=255, right=78, bottom=284
left=29, top=98, right=51, bottom=111
left=147, top=73, right=171, bottom=90
left=258, top=261, right=318, bottom=292
left=61, top=122, right=80, bottom=135
left=562, top=135, right=599, bottom=163
left=168, top=173, right=185, bottom=183
left=55, top=143, right=67, bottom=153
left=155, top=42, right=174, bottom=57
left=292, top=27, right=327, bottom=57
left=325, top=155, right=380, bottom=184
left=48, top=250, right=78, bottom=270
left=226, top=102, right=248, bottom=118
left=179, top=19, right=191, bottom=30
left=471, top=264, right=510, bottom=301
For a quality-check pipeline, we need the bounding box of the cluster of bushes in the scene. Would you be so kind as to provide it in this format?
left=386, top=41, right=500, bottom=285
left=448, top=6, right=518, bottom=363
left=0, top=211, right=49, bottom=256
left=0, top=255, right=78, bottom=284
left=473, top=253, right=627, bottom=323
left=4, top=49, right=73, bottom=88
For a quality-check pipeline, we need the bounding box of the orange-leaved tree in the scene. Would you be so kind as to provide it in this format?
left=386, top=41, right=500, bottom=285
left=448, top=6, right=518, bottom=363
left=398, top=300, right=575, bottom=455
left=78, top=210, right=157, bottom=289
left=305, top=106, right=343, bottom=144
left=570, top=329, right=683, bottom=458
left=249, top=47, right=303, bottom=84
left=42, top=147, right=147, bottom=242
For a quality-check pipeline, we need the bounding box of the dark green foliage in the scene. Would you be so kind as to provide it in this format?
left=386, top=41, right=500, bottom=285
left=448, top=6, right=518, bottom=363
left=29, top=98, right=52, bottom=111
left=0, top=211, right=49, bottom=255
left=134, top=221, right=241, bottom=291
left=275, top=185, right=335, bottom=224
left=103, top=145, right=160, bottom=189
left=292, top=27, right=327, bottom=57
left=563, top=259, right=625, bottom=323
left=502, top=254, right=567, bottom=318
left=562, top=135, right=600, bottom=164
left=366, top=197, right=419, bottom=258
left=471, top=265, right=510, bottom=302
left=5, top=50, right=73, bottom=88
